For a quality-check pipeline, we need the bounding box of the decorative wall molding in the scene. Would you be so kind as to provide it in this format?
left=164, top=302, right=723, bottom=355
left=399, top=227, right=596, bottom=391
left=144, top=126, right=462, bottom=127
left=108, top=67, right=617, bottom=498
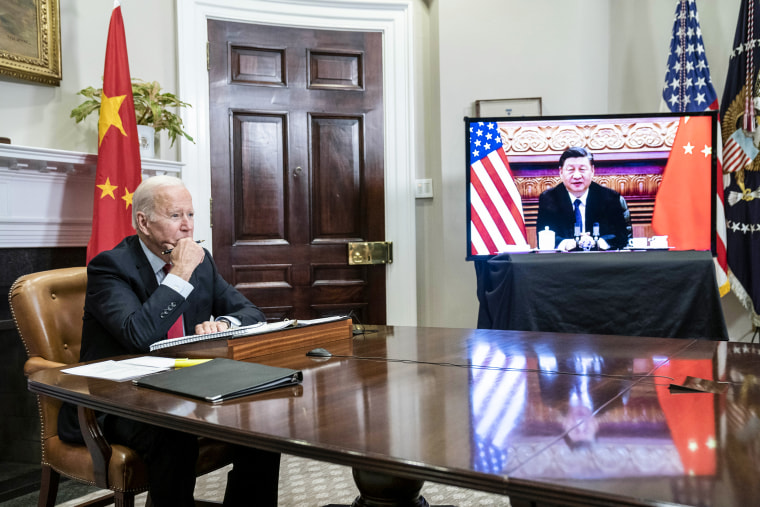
left=515, top=173, right=663, bottom=200
left=499, top=119, right=679, bottom=157
left=0, top=144, right=183, bottom=248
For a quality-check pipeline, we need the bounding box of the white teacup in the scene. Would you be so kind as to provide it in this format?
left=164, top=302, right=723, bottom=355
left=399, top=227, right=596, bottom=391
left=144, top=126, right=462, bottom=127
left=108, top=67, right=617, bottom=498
left=649, top=235, right=669, bottom=248
left=628, top=237, right=647, bottom=249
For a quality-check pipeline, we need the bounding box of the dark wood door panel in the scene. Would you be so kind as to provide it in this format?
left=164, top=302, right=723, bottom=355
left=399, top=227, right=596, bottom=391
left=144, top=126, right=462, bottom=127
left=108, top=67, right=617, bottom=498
left=209, top=19, right=386, bottom=323
left=231, top=260, right=372, bottom=322
left=238, top=289, right=370, bottom=322
left=230, top=46, right=287, bottom=87
left=232, top=112, right=288, bottom=242
left=308, top=49, right=364, bottom=90
left=232, top=264, right=293, bottom=288
left=311, top=115, right=363, bottom=240
left=229, top=256, right=370, bottom=287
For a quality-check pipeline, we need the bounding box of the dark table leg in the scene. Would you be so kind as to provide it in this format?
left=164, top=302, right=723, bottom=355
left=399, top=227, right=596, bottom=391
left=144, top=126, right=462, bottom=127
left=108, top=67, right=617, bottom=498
left=350, top=468, right=430, bottom=507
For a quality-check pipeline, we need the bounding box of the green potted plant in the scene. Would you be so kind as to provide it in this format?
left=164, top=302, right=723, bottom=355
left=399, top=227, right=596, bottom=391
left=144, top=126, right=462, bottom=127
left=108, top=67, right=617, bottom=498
left=70, top=78, right=194, bottom=157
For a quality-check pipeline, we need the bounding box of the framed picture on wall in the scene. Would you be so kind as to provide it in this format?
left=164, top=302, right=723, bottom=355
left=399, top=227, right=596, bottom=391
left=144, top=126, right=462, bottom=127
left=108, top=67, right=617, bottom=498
left=475, top=97, right=542, bottom=118
left=0, top=0, right=62, bottom=86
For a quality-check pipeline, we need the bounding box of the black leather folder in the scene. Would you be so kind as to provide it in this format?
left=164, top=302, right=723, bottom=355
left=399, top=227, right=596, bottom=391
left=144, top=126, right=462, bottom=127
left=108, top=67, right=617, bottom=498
left=134, top=358, right=303, bottom=403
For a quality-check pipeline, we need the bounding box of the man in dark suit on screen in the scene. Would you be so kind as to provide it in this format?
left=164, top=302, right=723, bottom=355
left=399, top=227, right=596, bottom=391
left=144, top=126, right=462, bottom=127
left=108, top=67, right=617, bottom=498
left=58, top=175, right=280, bottom=507
left=536, top=146, right=630, bottom=251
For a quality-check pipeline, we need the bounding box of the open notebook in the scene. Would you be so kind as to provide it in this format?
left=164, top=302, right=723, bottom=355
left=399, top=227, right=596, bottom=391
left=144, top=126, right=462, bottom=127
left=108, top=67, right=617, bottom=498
left=149, top=315, right=348, bottom=352
left=149, top=320, right=295, bottom=352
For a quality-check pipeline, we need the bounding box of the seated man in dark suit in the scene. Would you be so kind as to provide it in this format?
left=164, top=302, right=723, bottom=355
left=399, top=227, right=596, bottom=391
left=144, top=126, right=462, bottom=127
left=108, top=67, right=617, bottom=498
left=536, top=146, right=630, bottom=251
left=58, top=175, right=279, bottom=507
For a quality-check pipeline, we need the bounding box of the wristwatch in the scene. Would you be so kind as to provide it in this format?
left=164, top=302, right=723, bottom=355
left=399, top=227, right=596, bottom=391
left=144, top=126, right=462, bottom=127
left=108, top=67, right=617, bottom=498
left=216, top=317, right=234, bottom=330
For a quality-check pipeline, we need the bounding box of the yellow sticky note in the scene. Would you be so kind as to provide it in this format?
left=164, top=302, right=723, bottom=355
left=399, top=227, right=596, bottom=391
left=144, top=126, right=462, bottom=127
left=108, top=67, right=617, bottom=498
left=174, top=358, right=212, bottom=368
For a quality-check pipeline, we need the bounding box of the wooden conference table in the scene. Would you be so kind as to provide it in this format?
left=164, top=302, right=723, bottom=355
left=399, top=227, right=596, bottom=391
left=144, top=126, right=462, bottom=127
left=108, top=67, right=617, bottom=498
left=28, top=326, right=760, bottom=507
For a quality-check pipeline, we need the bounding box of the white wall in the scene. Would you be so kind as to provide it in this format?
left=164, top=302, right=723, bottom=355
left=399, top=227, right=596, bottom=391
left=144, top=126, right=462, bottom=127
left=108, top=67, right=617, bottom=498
left=425, top=0, right=612, bottom=328
left=608, top=0, right=741, bottom=113
left=0, top=0, right=179, bottom=159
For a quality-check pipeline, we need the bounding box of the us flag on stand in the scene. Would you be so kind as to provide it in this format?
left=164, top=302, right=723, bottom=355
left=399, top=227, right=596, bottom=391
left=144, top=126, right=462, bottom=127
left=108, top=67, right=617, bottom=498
left=658, top=0, right=729, bottom=296
left=469, top=121, right=528, bottom=255
left=720, top=0, right=760, bottom=327
left=661, top=0, right=718, bottom=112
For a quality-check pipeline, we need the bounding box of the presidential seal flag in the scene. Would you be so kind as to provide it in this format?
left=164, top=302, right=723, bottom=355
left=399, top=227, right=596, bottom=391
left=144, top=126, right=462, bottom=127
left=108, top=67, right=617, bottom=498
left=468, top=121, right=528, bottom=255
left=86, top=0, right=142, bottom=263
left=658, top=0, right=728, bottom=296
left=721, top=0, right=760, bottom=326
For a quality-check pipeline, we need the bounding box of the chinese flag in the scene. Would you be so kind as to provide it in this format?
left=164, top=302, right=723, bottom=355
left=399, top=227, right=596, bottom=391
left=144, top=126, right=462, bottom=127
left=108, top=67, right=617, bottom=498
left=655, top=359, right=717, bottom=476
left=86, top=0, right=142, bottom=263
left=652, top=116, right=713, bottom=251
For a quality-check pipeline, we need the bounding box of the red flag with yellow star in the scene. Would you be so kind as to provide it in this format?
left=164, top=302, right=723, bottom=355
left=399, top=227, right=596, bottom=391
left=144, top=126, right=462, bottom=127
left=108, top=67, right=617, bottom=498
left=652, top=115, right=714, bottom=251
left=86, top=0, right=142, bottom=263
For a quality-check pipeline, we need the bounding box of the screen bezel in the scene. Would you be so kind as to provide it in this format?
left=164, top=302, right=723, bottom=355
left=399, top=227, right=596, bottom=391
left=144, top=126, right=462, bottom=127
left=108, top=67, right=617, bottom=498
left=465, top=111, right=718, bottom=261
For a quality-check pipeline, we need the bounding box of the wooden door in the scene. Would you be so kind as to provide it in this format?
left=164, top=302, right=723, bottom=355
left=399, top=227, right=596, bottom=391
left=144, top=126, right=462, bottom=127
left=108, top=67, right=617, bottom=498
left=207, top=20, right=386, bottom=324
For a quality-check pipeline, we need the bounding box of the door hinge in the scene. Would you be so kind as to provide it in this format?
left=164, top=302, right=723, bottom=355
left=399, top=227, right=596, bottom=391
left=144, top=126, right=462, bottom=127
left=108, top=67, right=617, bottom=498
left=206, top=41, right=210, bottom=71
left=209, top=197, right=213, bottom=228
left=348, top=242, right=392, bottom=265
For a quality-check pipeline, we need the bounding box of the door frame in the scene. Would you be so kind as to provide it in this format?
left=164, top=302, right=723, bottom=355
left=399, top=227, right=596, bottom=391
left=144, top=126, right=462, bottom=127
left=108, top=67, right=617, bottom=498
left=176, top=0, right=417, bottom=326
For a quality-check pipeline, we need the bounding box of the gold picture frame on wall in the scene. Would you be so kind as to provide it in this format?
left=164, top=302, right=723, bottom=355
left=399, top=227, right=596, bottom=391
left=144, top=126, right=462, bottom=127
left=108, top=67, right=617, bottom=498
left=0, top=0, right=62, bottom=86
left=475, top=97, right=542, bottom=118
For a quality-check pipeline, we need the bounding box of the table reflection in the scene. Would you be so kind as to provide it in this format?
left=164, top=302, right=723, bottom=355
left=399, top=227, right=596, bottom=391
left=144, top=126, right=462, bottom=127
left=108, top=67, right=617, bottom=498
left=467, top=335, right=709, bottom=479
left=654, top=357, right=717, bottom=476
left=470, top=343, right=526, bottom=474
left=724, top=343, right=760, bottom=506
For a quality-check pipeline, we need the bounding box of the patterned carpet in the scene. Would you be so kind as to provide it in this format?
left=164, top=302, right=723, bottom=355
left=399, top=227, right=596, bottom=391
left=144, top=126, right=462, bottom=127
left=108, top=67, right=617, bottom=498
left=52, top=454, right=510, bottom=506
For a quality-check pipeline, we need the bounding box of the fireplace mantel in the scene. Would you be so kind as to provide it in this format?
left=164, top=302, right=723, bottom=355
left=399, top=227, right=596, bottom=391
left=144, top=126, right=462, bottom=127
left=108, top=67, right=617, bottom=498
left=0, top=144, right=184, bottom=248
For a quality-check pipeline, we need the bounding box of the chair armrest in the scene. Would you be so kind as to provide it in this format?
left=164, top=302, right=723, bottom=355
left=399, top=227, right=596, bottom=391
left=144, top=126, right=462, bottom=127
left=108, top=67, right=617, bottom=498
left=24, top=356, right=65, bottom=377
left=77, top=405, right=113, bottom=488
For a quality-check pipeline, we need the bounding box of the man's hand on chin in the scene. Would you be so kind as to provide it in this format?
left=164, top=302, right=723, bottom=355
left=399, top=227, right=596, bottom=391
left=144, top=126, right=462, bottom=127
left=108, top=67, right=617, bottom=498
left=167, top=238, right=205, bottom=281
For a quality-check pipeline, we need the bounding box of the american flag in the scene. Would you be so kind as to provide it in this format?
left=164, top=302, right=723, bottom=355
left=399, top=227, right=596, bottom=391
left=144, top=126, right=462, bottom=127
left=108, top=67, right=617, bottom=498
left=662, top=0, right=718, bottom=112
left=469, top=121, right=528, bottom=255
left=660, top=0, right=729, bottom=296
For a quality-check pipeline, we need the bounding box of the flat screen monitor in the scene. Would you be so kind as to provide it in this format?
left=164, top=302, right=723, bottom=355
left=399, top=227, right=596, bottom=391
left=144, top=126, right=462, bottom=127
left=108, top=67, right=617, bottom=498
left=465, top=111, right=718, bottom=260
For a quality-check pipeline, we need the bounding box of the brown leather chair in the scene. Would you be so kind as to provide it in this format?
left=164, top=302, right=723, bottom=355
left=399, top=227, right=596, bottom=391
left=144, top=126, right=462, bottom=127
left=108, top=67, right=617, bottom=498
left=9, top=267, right=231, bottom=507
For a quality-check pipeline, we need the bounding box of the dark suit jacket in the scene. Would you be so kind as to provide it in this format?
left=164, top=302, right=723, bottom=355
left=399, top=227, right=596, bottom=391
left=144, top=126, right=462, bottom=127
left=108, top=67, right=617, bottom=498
left=59, top=235, right=265, bottom=442
left=536, top=182, right=630, bottom=250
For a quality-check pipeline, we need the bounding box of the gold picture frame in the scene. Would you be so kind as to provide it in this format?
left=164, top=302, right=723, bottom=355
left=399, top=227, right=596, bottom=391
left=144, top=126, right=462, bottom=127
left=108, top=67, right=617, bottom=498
left=0, top=0, right=62, bottom=86
left=475, top=97, right=542, bottom=118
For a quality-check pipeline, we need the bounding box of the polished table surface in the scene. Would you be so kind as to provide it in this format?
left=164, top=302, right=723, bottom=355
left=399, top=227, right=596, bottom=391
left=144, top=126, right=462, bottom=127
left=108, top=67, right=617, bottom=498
left=28, top=326, right=759, bottom=507
left=476, top=250, right=729, bottom=340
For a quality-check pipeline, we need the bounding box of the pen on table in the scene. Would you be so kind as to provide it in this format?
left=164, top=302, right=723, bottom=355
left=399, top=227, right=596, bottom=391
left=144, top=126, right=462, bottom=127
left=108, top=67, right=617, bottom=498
left=162, top=240, right=204, bottom=255
left=174, top=358, right=212, bottom=368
